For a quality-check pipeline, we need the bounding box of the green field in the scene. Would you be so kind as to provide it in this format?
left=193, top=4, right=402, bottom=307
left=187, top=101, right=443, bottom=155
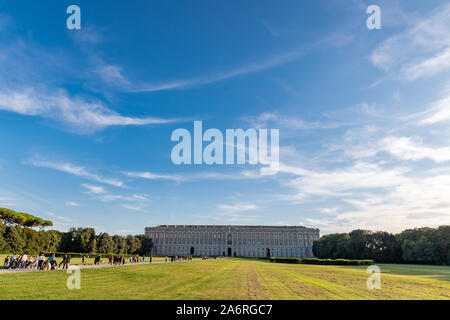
left=0, top=258, right=448, bottom=300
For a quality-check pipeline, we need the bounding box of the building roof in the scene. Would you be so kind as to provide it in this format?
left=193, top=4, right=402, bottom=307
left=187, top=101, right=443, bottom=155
left=145, top=224, right=319, bottom=231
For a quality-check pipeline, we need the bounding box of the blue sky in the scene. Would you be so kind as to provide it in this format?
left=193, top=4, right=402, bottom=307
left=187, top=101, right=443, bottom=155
left=0, top=0, right=450, bottom=235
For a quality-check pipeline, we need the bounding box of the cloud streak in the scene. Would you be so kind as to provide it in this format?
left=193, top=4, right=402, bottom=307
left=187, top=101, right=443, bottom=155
left=0, top=88, right=179, bottom=133
left=25, top=158, right=124, bottom=187
left=370, top=3, right=450, bottom=80
left=382, top=137, right=450, bottom=163
left=127, top=50, right=304, bottom=93
left=123, top=169, right=263, bottom=184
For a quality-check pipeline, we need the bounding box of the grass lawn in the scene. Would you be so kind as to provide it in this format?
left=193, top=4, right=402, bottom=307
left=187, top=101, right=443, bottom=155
left=0, top=254, right=165, bottom=266
left=0, top=258, right=448, bottom=300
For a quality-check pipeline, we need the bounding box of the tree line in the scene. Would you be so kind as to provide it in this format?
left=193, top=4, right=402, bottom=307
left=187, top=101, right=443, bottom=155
left=0, top=207, right=153, bottom=255
left=312, top=226, right=449, bottom=265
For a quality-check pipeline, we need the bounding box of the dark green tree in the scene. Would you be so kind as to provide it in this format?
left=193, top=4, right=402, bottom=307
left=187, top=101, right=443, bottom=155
left=0, top=220, right=7, bottom=252
left=126, top=234, right=141, bottom=254
left=363, top=231, right=401, bottom=262
left=96, top=233, right=114, bottom=253
left=4, top=225, right=25, bottom=252
left=136, top=234, right=153, bottom=255
left=437, top=226, right=450, bottom=265
left=112, top=235, right=127, bottom=254
left=348, top=229, right=372, bottom=259
left=77, top=228, right=96, bottom=253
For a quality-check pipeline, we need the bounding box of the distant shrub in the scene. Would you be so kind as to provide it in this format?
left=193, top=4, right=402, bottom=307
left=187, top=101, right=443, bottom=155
left=269, top=257, right=301, bottom=264
left=269, top=257, right=374, bottom=265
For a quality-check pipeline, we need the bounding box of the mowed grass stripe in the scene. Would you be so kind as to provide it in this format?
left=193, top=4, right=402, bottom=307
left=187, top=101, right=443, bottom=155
left=331, top=265, right=450, bottom=299
left=157, top=259, right=271, bottom=299
left=152, top=260, right=240, bottom=299
left=108, top=260, right=231, bottom=299
left=260, top=262, right=373, bottom=300
left=256, top=262, right=312, bottom=300
left=263, top=262, right=450, bottom=300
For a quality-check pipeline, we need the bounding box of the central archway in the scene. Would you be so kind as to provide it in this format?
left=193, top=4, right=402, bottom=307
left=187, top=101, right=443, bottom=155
left=190, top=247, right=194, bottom=255
left=227, top=247, right=232, bottom=256
left=266, top=248, right=271, bottom=257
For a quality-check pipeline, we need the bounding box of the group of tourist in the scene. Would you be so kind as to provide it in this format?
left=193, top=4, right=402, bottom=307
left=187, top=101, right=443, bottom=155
left=97, top=255, right=154, bottom=265
left=2, top=252, right=201, bottom=272
left=201, top=255, right=225, bottom=260
left=164, top=255, right=193, bottom=263
left=2, top=253, right=72, bottom=271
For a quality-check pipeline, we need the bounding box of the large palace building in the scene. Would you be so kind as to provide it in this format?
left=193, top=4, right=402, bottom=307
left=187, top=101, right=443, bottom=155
left=145, top=225, right=320, bottom=258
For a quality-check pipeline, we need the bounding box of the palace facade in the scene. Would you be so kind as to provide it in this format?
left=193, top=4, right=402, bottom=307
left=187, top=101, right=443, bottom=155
left=145, top=225, right=320, bottom=258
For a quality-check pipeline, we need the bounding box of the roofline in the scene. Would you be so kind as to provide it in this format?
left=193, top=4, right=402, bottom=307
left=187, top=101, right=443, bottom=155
left=145, top=224, right=319, bottom=231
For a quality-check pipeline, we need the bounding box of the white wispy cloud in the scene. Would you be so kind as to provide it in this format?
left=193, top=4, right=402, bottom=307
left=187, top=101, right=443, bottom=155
left=81, top=183, right=150, bottom=212
left=418, top=91, right=450, bottom=125
left=274, top=99, right=450, bottom=232
left=320, top=207, right=340, bottom=214
left=98, top=194, right=149, bottom=203
left=401, top=47, right=450, bottom=80
left=123, top=170, right=263, bottom=183
left=127, top=50, right=305, bottom=92
left=0, top=88, right=178, bottom=133
left=279, top=161, right=410, bottom=198
left=279, top=158, right=450, bottom=233
left=370, top=3, right=450, bottom=80
left=65, top=201, right=80, bottom=207
left=82, top=184, right=106, bottom=194
left=45, top=211, right=73, bottom=223
left=382, top=136, right=450, bottom=163
left=25, top=158, right=124, bottom=187
left=242, top=112, right=344, bottom=130
left=400, top=86, right=450, bottom=125
left=123, top=171, right=185, bottom=183
left=94, top=64, right=130, bottom=87
left=217, top=203, right=258, bottom=212
left=121, top=203, right=149, bottom=213
left=0, top=22, right=181, bottom=134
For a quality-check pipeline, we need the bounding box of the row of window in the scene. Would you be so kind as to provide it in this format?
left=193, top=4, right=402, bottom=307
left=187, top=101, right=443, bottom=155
left=156, top=246, right=313, bottom=258
left=152, top=239, right=314, bottom=246
left=148, top=232, right=318, bottom=245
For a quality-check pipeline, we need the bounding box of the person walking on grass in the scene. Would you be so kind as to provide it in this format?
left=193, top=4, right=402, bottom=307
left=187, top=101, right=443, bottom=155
left=59, top=254, right=67, bottom=269
left=21, top=254, right=27, bottom=268
left=25, top=256, right=33, bottom=269
left=32, top=254, right=39, bottom=269
left=3, top=255, right=9, bottom=268
left=44, top=254, right=55, bottom=270
left=63, top=254, right=71, bottom=269
left=37, top=253, right=44, bottom=270
left=15, top=254, right=22, bottom=269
